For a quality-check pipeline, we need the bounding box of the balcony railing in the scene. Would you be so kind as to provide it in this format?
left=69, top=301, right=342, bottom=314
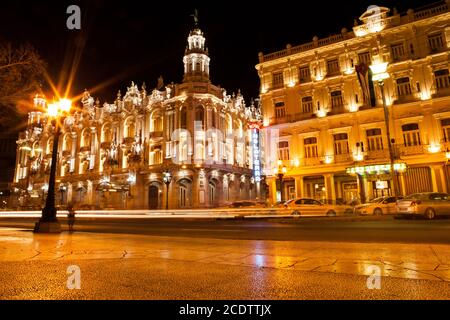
left=365, top=149, right=389, bottom=161
left=334, top=153, right=352, bottom=163
left=260, top=3, right=449, bottom=64
left=432, top=86, right=450, bottom=98
left=303, top=157, right=321, bottom=166
left=393, top=93, right=421, bottom=104
left=122, top=137, right=135, bottom=145
left=270, top=112, right=316, bottom=125
left=149, top=131, right=164, bottom=139
left=397, top=144, right=424, bottom=156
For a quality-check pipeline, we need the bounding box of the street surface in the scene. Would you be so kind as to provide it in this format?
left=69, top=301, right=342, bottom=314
left=0, top=215, right=450, bottom=299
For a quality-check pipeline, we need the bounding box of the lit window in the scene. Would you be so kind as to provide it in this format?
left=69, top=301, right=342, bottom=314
left=301, top=96, right=313, bottom=114
left=358, top=51, right=371, bottom=65
left=428, top=33, right=445, bottom=53
left=304, top=137, right=318, bottom=158
left=274, top=102, right=286, bottom=118
left=298, top=66, right=311, bottom=83
left=366, top=128, right=383, bottom=151
left=326, top=59, right=340, bottom=76
left=333, top=133, right=349, bottom=155
left=272, top=72, right=284, bottom=89
left=396, top=77, right=412, bottom=97
left=435, top=69, right=450, bottom=90
left=402, top=123, right=421, bottom=146
left=278, top=141, right=290, bottom=160
left=441, top=119, right=450, bottom=142
left=391, top=43, right=405, bottom=61
left=331, top=91, right=344, bottom=110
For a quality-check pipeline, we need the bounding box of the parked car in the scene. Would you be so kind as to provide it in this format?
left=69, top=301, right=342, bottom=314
left=283, top=198, right=351, bottom=216
left=226, top=201, right=269, bottom=209
left=271, top=200, right=293, bottom=208
left=396, top=192, right=450, bottom=219
left=354, top=196, right=403, bottom=215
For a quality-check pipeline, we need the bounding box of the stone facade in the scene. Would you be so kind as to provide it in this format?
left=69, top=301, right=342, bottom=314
left=13, top=26, right=264, bottom=210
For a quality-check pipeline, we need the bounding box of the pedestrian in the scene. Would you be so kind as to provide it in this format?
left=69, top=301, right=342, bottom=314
left=67, top=202, right=76, bottom=232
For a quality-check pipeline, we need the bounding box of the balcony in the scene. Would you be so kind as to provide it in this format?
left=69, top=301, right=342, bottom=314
left=365, top=149, right=389, bottom=161
left=429, top=46, right=447, bottom=55
left=397, top=144, right=424, bottom=157
left=149, top=131, right=164, bottom=139
left=270, top=112, right=316, bottom=125
left=303, top=157, right=321, bottom=166
left=432, top=87, right=450, bottom=99
left=62, top=150, right=71, bottom=157
left=393, top=93, right=420, bottom=105
left=100, top=141, right=112, bottom=150
left=79, top=146, right=91, bottom=153
left=122, top=137, right=135, bottom=145
left=334, top=153, right=352, bottom=164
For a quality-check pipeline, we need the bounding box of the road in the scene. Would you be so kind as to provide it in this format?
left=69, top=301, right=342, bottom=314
left=0, top=215, right=450, bottom=243
left=0, top=215, right=450, bottom=299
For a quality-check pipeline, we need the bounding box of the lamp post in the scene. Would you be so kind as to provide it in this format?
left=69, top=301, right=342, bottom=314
left=34, top=98, right=72, bottom=233
left=163, top=170, right=172, bottom=210
left=274, top=159, right=287, bottom=202
left=370, top=62, right=398, bottom=197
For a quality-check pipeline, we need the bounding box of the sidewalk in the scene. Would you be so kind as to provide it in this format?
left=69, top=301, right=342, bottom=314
left=0, top=227, right=449, bottom=282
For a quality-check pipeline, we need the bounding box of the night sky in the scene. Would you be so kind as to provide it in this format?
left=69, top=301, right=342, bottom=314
left=0, top=0, right=437, bottom=106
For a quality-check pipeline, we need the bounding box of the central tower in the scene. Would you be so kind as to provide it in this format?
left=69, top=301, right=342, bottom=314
left=183, top=26, right=210, bottom=83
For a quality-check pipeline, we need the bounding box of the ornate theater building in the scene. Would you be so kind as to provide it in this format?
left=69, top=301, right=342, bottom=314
left=257, top=2, right=450, bottom=204
left=12, top=25, right=264, bottom=210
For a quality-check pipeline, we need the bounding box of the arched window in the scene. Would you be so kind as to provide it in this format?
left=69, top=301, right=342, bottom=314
left=102, top=124, right=112, bottom=143
left=195, top=106, right=204, bottom=130
left=125, top=120, right=135, bottom=138
left=81, top=129, right=91, bottom=148
left=63, top=134, right=72, bottom=151
left=212, top=109, right=217, bottom=128
left=180, top=107, right=187, bottom=129
left=46, top=138, right=53, bottom=154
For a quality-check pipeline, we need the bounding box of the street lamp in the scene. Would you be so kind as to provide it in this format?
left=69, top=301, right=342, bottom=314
left=163, top=170, right=172, bottom=210
left=370, top=61, right=398, bottom=197
left=34, top=98, right=72, bottom=233
left=274, top=159, right=287, bottom=202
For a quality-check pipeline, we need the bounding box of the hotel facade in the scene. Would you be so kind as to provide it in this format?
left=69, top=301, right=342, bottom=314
left=257, top=2, right=450, bottom=204
left=12, top=25, right=264, bottom=210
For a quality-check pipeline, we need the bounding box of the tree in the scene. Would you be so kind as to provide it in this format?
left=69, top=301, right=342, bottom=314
left=0, top=42, right=46, bottom=131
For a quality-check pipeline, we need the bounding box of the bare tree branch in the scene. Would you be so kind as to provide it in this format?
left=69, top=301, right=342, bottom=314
left=0, top=42, right=46, bottom=130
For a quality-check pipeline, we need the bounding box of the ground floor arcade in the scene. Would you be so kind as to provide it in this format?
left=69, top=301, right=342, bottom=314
left=12, top=165, right=265, bottom=210
left=267, top=162, right=449, bottom=205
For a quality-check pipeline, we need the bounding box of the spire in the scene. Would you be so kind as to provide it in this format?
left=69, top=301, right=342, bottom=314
left=183, top=13, right=211, bottom=83
left=191, top=9, right=199, bottom=27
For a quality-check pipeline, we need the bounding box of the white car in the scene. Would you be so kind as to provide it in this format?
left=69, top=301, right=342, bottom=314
left=283, top=198, right=352, bottom=216
left=354, top=196, right=402, bottom=215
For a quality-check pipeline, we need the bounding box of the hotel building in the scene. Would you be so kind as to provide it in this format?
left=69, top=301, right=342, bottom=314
left=256, top=1, right=450, bottom=204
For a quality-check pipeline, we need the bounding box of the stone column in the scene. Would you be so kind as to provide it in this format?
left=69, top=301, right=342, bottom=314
left=430, top=165, right=438, bottom=192
left=324, top=174, right=336, bottom=201
left=295, top=176, right=304, bottom=198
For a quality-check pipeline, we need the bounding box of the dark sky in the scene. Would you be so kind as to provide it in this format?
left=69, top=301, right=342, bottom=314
left=0, top=0, right=437, bottom=104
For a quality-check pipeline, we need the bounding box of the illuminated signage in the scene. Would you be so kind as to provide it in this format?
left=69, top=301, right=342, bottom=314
left=252, top=128, right=261, bottom=183
left=346, top=163, right=407, bottom=175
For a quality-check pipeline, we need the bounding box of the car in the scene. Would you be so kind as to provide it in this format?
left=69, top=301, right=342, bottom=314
left=226, top=201, right=269, bottom=209
left=396, top=192, right=450, bottom=219
left=283, top=198, right=350, bottom=217
left=354, top=196, right=403, bottom=215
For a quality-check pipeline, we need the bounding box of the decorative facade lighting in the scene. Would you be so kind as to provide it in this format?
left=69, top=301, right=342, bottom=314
left=428, top=144, right=441, bottom=153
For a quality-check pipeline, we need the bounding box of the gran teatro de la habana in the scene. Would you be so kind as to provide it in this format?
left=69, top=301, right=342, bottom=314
left=12, top=25, right=266, bottom=210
